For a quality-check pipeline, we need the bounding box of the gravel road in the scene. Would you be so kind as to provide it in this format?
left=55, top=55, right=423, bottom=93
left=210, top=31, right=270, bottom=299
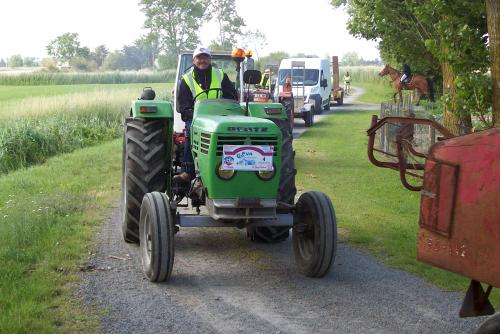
left=79, top=90, right=484, bottom=333
left=80, top=207, right=482, bottom=333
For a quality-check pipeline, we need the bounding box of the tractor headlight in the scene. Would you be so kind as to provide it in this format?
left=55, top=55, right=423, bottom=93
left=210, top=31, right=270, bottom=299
left=216, top=163, right=236, bottom=180
left=256, top=166, right=275, bottom=181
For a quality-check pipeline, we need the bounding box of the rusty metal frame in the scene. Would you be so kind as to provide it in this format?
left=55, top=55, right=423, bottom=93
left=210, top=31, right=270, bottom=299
left=367, top=115, right=455, bottom=191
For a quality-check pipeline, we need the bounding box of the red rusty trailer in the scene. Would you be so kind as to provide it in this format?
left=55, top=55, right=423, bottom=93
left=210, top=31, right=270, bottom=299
left=367, top=116, right=500, bottom=332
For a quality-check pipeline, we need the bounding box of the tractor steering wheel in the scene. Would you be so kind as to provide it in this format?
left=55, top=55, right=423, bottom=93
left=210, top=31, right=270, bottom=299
left=192, top=88, right=223, bottom=103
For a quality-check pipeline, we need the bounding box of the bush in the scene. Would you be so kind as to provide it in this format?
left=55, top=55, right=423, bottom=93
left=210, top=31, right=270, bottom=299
left=69, top=57, right=97, bottom=72
left=40, top=58, right=59, bottom=72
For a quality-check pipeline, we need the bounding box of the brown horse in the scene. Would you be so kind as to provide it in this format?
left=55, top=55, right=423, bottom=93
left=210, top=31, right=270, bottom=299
left=378, top=64, right=434, bottom=105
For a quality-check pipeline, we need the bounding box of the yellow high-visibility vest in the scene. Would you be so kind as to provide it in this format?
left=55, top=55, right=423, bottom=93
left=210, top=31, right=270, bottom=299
left=183, top=66, right=224, bottom=101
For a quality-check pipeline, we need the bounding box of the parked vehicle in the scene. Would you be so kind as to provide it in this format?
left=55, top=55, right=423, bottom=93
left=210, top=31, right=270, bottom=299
left=274, top=58, right=331, bottom=128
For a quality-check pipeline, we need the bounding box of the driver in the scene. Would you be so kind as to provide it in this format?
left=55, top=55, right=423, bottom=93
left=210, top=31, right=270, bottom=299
left=175, top=46, right=237, bottom=183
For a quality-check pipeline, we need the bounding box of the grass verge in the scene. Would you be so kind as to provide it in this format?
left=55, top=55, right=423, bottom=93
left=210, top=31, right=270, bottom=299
left=294, top=108, right=499, bottom=307
left=0, top=139, right=121, bottom=333
left=353, top=81, right=394, bottom=104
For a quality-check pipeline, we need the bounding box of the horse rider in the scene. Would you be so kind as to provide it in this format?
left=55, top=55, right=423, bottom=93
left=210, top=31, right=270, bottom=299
left=175, top=46, right=237, bottom=183
left=400, top=64, right=412, bottom=87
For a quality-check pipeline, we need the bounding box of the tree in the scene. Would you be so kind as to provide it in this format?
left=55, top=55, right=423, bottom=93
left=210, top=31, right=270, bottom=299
left=76, top=46, right=91, bottom=59
left=70, top=56, right=97, bottom=71
left=140, top=0, right=204, bottom=57
left=92, top=45, right=109, bottom=68
left=240, top=29, right=267, bottom=58
left=0, top=59, right=6, bottom=67
left=46, top=33, right=83, bottom=62
left=7, top=55, right=23, bottom=67
left=23, top=57, right=37, bottom=67
left=209, top=0, right=245, bottom=50
left=332, top=0, right=490, bottom=134
left=486, top=0, right=500, bottom=126
left=122, top=45, right=148, bottom=70
left=40, top=58, right=58, bottom=72
left=102, top=51, right=126, bottom=70
left=255, top=51, right=289, bottom=71
left=135, top=36, right=158, bottom=68
left=341, top=51, right=361, bottom=66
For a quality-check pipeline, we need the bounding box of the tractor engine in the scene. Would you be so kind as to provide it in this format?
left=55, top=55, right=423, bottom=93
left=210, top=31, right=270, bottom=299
left=188, top=99, right=283, bottom=220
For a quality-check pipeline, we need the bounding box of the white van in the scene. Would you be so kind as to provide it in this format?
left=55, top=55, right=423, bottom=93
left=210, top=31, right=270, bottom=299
left=275, top=57, right=332, bottom=113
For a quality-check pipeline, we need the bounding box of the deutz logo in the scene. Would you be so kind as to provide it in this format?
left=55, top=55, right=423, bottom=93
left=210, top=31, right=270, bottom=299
left=227, top=127, right=268, bottom=132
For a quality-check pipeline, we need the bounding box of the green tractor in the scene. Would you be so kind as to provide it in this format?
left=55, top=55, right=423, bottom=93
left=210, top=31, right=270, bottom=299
left=121, top=49, right=338, bottom=282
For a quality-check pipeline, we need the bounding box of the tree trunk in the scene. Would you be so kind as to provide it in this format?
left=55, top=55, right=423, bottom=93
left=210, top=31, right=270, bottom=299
left=442, top=62, right=462, bottom=135
left=486, top=0, right=500, bottom=126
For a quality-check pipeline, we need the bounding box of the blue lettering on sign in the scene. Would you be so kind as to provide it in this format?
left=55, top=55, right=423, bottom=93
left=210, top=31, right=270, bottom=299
left=236, top=151, right=253, bottom=159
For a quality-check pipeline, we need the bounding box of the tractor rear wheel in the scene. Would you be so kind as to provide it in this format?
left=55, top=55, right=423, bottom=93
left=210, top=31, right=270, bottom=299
left=248, top=118, right=296, bottom=243
left=337, top=92, right=344, bottom=106
left=121, top=118, right=168, bottom=243
left=293, top=191, right=337, bottom=277
left=139, top=192, right=175, bottom=282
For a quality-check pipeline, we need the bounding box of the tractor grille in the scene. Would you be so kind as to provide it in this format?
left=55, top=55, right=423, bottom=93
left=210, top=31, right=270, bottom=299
left=200, top=132, right=211, bottom=154
left=216, top=135, right=278, bottom=156
left=191, top=131, right=211, bottom=155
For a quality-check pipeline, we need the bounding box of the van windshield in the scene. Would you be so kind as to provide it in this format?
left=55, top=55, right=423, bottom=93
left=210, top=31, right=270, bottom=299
left=278, top=69, right=319, bottom=86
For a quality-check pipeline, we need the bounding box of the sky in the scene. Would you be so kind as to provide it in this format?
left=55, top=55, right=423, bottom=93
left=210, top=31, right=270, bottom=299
left=0, top=0, right=380, bottom=61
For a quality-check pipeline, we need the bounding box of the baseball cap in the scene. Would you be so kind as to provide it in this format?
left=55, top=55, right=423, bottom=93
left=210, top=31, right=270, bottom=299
left=193, top=46, right=211, bottom=59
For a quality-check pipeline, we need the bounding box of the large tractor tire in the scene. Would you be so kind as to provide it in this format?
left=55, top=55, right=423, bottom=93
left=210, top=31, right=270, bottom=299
left=293, top=191, right=337, bottom=277
left=122, top=118, right=169, bottom=243
left=139, top=192, right=175, bottom=282
left=248, top=118, right=296, bottom=243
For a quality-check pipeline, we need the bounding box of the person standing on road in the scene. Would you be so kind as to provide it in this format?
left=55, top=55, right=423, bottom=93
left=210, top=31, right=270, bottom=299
left=343, top=71, right=351, bottom=95
left=175, top=46, right=237, bottom=183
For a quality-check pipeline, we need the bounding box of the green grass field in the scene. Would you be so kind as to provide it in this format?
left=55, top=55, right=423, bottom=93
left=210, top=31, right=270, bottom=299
left=0, top=83, right=172, bottom=104
left=0, top=83, right=172, bottom=174
left=0, top=139, right=121, bottom=333
left=354, top=81, right=394, bottom=104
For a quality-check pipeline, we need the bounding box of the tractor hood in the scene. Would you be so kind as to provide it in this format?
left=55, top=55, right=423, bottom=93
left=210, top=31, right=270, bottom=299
left=192, top=115, right=281, bottom=135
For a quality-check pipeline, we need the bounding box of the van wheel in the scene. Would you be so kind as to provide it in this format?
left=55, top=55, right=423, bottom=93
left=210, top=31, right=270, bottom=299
left=305, top=109, right=313, bottom=127
left=315, top=97, right=323, bottom=115
left=324, top=96, right=331, bottom=111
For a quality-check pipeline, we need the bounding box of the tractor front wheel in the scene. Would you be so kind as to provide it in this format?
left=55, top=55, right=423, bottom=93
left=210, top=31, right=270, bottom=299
left=293, top=191, right=337, bottom=277
left=247, top=118, right=296, bottom=243
left=139, top=192, right=175, bottom=282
